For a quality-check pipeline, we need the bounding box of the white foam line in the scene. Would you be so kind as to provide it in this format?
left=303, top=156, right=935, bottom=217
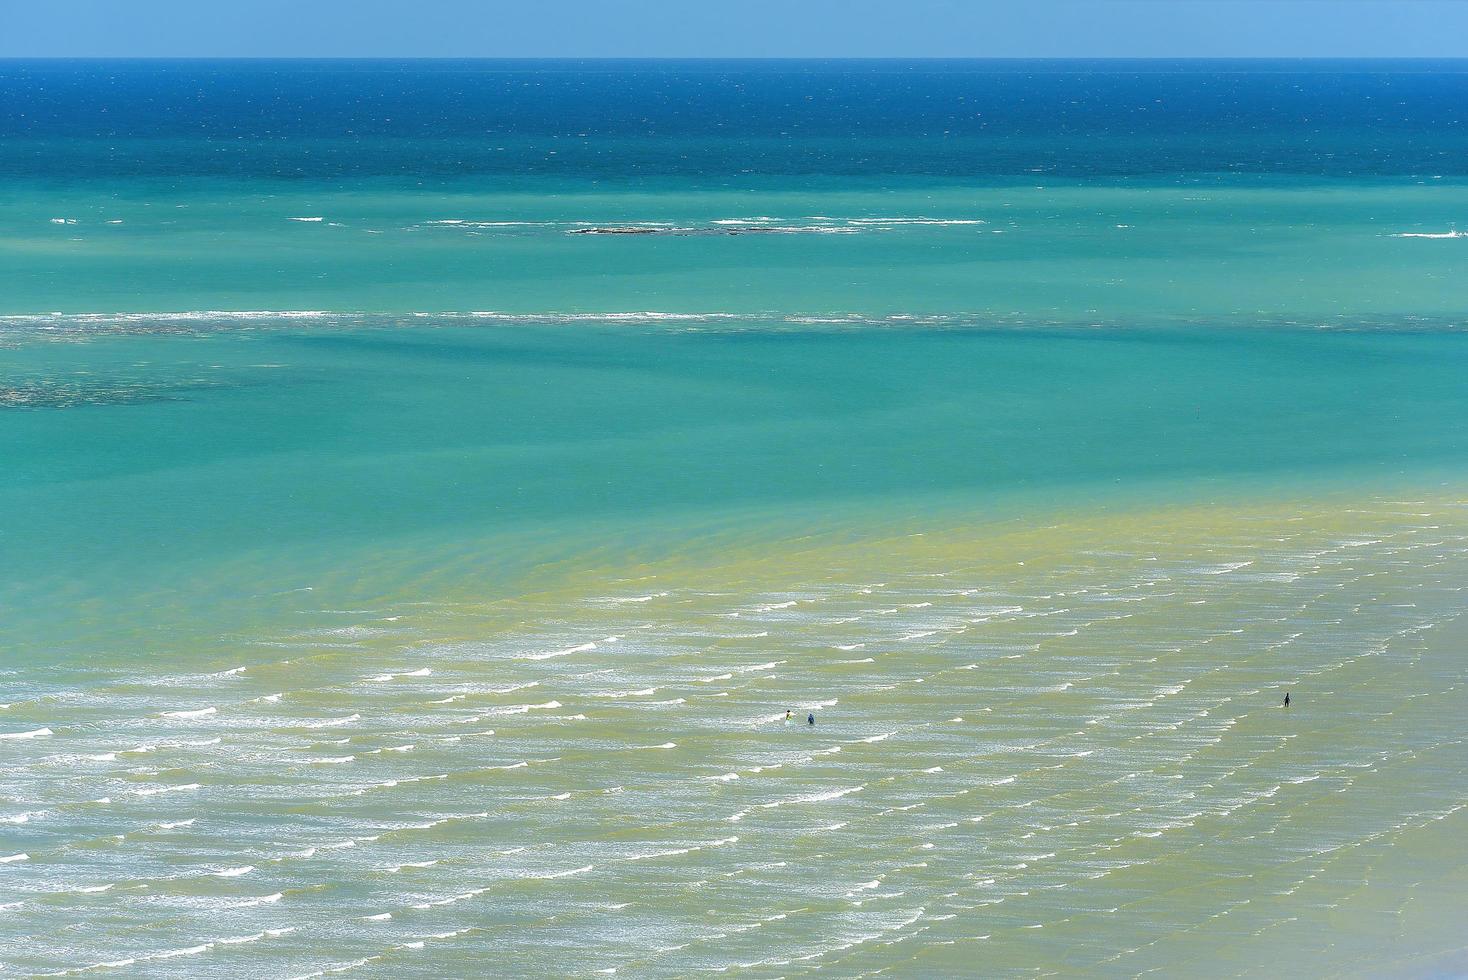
left=521, top=640, right=600, bottom=661
left=486, top=700, right=561, bottom=715
left=0, top=727, right=52, bottom=740
left=382, top=860, right=439, bottom=872
left=488, top=681, right=540, bottom=694
left=532, top=864, right=594, bottom=879
left=305, top=714, right=359, bottom=728
left=1202, top=561, right=1254, bottom=575
left=217, top=927, right=294, bottom=946
left=763, top=785, right=864, bottom=810
left=369, top=667, right=432, bottom=682
left=625, top=836, right=738, bottom=862
left=736, top=661, right=785, bottom=673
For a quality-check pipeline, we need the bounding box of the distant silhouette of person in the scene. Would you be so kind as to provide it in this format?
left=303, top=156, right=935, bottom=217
left=808, top=713, right=815, bottom=726
left=1284, top=691, right=1291, bottom=708
left=786, top=709, right=792, bottom=722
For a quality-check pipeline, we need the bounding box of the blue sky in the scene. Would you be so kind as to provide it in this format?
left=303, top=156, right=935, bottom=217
left=6, top=0, right=1468, bottom=58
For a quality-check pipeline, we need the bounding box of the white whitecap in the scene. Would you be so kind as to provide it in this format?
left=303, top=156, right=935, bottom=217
left=0, top=727, right=52, bottom=740
left=534, top=864, right=594, bottom=879
left=305, top=713, right=359, bottom=728
left=1391, top=229, right=1466, bottom=239
left=225, top=892, right=282, bottom=909
left=160, top=707, right=216, bottom=720
left=522, top=641, right=596, bottom=661
left=369, top=667, right=432, bottom=682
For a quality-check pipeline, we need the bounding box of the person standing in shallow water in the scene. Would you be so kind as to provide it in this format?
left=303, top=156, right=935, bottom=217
left=1284, top=691, right=1291, bottom=708
left=808, top=713, right=815, bottom=726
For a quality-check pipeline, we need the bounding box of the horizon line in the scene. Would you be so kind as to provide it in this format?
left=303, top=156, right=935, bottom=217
left=5, top=55, right=1468, bottom=62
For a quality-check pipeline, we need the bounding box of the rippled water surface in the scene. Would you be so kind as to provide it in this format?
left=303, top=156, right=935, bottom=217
left=3, top=497, right=1467, bottom=976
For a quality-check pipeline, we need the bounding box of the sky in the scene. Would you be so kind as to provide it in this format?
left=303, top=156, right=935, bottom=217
left=5, top=0, right=1468, bottom=59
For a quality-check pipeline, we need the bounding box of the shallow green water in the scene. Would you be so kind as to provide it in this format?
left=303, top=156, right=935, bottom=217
left=3, top=485, right=1466, bottom=977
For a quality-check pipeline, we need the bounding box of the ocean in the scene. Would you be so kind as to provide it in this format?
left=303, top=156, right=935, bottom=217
left=1, top=60, right=1466, bottom=976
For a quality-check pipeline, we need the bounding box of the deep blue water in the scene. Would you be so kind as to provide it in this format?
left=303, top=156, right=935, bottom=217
left=2, top=59, right=1467, bottom=180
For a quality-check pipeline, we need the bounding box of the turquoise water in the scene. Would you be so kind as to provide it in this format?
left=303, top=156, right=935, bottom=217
left=3, top=61, right=1468, bottom=976
left=7, top=323, right=1468, bottom=668
left=3, top=180, right=1468, bottom=321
